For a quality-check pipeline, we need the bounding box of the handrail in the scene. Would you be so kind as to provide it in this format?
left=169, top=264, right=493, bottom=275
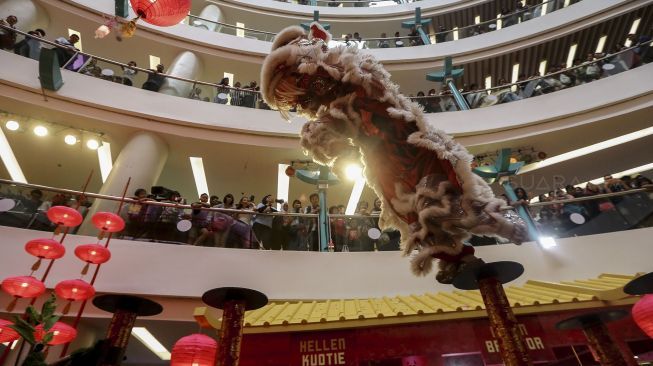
left=0, top=179, right=317, bottom=218
left=188, top=0, right=571, bottom=43
left=1, top=179, right=651, bottom=218
left=0, top=24, right=257, bottom=95
left=1, top=24, right=648, bottom=111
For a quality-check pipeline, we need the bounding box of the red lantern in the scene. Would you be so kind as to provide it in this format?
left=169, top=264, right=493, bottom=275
left=91, top=212, right=125, bottom=239
left=55, top=279, right=95, bottom=302
left=285, top=166, right=296, bottom=177
left=0, top=319, right=19, bottom=343
left=1, top=276, right=45, bottom=311
left=633, top=294, right=653, bottom=338
left=55, top=279, right=95, bottom=314
left=129, top=0, right=191, bottom=26
left=24, top=238, right=66, bottom=271
left=35, top=322, right=77, bottom=345
left=47, top=206, right=83, bottom=228
left=75, top=244, right=111, bottom=275
left=171, top=333, right=217, bottom=366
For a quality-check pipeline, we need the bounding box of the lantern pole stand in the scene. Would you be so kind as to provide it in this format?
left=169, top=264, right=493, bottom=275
left=0, top=172, right=94, bottom=366
left=624, top=272, right=653, bottom=296
left=59, top=178, right=131, bottom=358
left=201, top=287, right=268, bottom=366
left=92, top=294, right=163, bottom=366
left=555, top=310, right=635, bottom=366
left=452, top=261, right=533, bottom=366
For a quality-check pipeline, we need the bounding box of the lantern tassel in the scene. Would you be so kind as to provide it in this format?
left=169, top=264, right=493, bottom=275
left=54, top=225, right=62, bottom=236
left=6, top=297, right=17, bottom=312
left=31, top=258, right=43, bottom=271
left=62, top=301, right=71, bottom=315
left=97, top=231, right=105, bottom=240
left=81, top=263, right=90, bottom=276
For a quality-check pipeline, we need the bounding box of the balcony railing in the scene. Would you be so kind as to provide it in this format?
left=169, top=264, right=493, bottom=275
left=271, top=0, right=416, bottom=8
left=186, top=0, right=579, bottom=48
left=1, top=179, right=651, bottom=252
left=3, top=24, right=650, bottom=116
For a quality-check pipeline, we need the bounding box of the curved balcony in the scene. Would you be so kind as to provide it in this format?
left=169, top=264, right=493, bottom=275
left=46, top=0, right=643, bottom=70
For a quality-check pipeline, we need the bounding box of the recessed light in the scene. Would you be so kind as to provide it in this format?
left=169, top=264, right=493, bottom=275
left=33, top=125, right=48, bottom=137
left=86, top=139, right=100, bottom=150
left=64, top=135, right=78, bottom=145
left=5, top=121, right=19, bottom=131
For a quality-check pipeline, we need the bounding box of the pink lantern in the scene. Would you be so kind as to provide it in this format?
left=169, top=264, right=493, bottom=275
left=129, top=0, right=191, bottom=27
left=170, top=333, right=217, bottom=366
left=35, top=322, right=77, bottom=345
left=633, top=294, right=653, bottom=338
left=24, top=238, right=66, bottom=271
left=0, top=319, right=19, bottom=343
left=47, top=206, right=83, bottom=228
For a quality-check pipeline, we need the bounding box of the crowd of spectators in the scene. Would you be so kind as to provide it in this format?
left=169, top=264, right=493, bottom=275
left=1, top=173, right=651, bottom=250
left=410, top=35, right=652, bottom=112
left=507, top=174, right=653, bottom=237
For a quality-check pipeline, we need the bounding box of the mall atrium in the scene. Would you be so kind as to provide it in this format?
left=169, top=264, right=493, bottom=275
left=0, top=0, right=652, bottom=365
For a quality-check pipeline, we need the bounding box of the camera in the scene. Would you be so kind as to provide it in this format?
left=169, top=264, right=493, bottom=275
left=275, top=198, right=285, bottom=204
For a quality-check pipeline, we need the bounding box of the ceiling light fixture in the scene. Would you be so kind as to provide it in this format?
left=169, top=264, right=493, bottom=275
left=345, top=164, right=363, bottom=181
left=33, top=125, right=48, bottom=137
left=86, top=139, right=100, bottom=150
left=5, top=121, right=19, bottom=131
left=64, top=135, right=78, bottom=145
left=131, top=327, right=171, bottom=360
left=189, top=157, right=210, bottom=197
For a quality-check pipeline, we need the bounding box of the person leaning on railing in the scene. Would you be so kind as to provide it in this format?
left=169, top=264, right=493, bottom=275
left=0, top=15, right=17, bottom=51
left=141, top=63, right=166, bottom=92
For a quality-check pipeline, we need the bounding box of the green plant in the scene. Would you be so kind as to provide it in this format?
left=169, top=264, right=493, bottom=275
left=9, top=293, right=60, bottom=366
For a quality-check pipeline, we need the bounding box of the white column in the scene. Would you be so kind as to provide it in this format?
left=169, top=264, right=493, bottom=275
left=78, top=131, right=168, bottom=234
left=159, top=51, right=203, bottom=98
left=192, top=4, right=224, bottom=32
left=0, top=0, right=50, bottom=31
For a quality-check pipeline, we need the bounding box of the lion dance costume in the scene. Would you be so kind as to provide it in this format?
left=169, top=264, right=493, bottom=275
left=261, top=23, right=527, bottom=283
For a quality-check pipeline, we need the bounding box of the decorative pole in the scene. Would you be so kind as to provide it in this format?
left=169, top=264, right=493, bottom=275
left=426, top=56, right=469, bottom=110
left=473, top=148, right=539, bottom=242
left=453, top=261, right=533, bottom=366
left=401, top=7, right=432, bottom=45
left=93, top=295, right=163, bottom=366
left=556, top=310, right=634, bottom=366
left=202, top=287, right=268, bottom=366
left=301, top=10, right=331, bottom=31
left=295, top=167, right=339, bottom=251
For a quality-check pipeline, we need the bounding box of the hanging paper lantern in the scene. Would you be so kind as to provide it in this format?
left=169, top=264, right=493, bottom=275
left=74, top=244, right=111, bottom=275
left=1, top=276, right=46, bottom=311
left=35, top=322, right=77, bottom=345
left=91, top=212, right=125, bottom=239
left=285, top=166, right=296, bottom=177
left=95, top=24, right=111, bottom=39
left=47, top=206, right=83, bottom=229
left=24, top=238, right=66, bottom=271
left=129, top=0, right=191, bottom=27
left=55, top=279, right=96, bottom=314
left=633, top=294, right=653, bottom=338
left=0, top=319, right=19, bottom=343
left=170, top=333, right=217, bottom=366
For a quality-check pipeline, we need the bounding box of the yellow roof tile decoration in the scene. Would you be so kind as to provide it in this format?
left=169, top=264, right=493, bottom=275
left=194, top=273, right=641, bottom=334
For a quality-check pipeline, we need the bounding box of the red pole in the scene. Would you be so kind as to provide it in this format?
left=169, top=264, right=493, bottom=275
left=477, top=276, right=533, bottom=366
left=217, top=300, right=247, bottom=366
left=60, top=178, right=131, bottom=358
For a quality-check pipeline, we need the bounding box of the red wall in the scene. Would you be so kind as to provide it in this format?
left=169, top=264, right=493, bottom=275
left=239, top=306, right=650, bottom=366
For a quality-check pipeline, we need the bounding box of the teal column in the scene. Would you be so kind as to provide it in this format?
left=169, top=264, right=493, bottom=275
left=401, top=7, right=432, bottom=45
left=473, top=148, right=539, bottom=241
left=295, top=167, right=340, bottom=251
left=426, top=56, right=469, bottom=110
left=301, top=10, right=330, bottom=31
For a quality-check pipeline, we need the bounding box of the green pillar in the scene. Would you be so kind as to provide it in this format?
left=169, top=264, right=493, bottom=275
left=401, top=7, right=432, bottom=45
left=426, top=56, right=469, bottom=110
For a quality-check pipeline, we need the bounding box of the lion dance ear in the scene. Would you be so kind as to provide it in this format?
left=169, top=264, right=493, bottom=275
left=309, top=22, right=332, bottom=44
left=270, top=25, right=306, bottom=51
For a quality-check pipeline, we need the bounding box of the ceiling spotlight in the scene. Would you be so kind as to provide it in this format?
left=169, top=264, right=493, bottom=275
left=345, top=164, right=363, bottom=181
left=5, top=120, right=19, bottom=131
left=64, top=134, right=78, bottom=145
left=86, top=139, right=100, bottom=150
left=33, top=125, right=48, bottom=137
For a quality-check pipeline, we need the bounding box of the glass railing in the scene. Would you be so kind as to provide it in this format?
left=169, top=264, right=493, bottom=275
left=0, top=179, right=651, bottom=252
left=2, top=24, right=650, bottom=114
left=407, top=39, right=653, bottom=112
left=272, top=0, right=416, bottom=8
left=184, top=0, right=579, bottom=48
